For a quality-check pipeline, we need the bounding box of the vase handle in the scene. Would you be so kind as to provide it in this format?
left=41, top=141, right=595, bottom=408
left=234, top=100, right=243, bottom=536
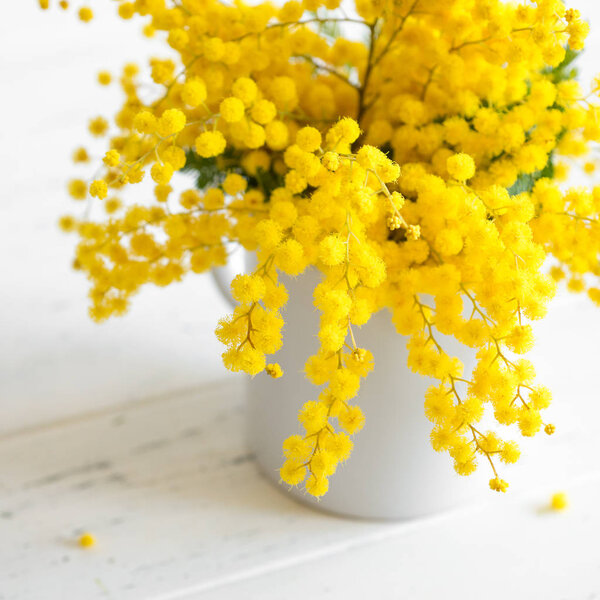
left=211, top=265, right=236, bottom=308
left=211, top=249, right=247, bottom=308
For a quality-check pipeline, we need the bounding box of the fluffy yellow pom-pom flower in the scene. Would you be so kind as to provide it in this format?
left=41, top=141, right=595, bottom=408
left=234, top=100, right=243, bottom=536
left=79, top=533, right=96, bottom=548
left=489, top=477, right=509, bottom=493
left=68, top=179, right=87, bottom=200
left=133, top=111, right=157, bottom=135
left=78, top=7, right=93, bottom=22
left=296, top=126, right=322, bottom=153
left=97, top=71, right=111, bottom=85
left=195, top=131, right=226, bottom=158
left=447, top=153, right=476, bottom=181
left=550, top=491, right=568, bottom=511
left=102, top=150, right=120, bottom=167
left=266, top=363, right=283, bottom=378
left=232, top=77, right=258, bottom=106
left=150, top=162, right=174, bottom=184
left=230, top=274, right=266, bottom=304
left=280, top=460, right=306, bottom=485
left=157, top=109, right=186, bottom=137
left=181, top=78, right=207, bottom=107
left=89, top=180, right=108, bottom=199
left=318, top=235, right=346, bottom=266
left=220, top=97, right=245, bottom=123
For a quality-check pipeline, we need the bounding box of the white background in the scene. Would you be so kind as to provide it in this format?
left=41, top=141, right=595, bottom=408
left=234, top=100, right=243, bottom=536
left=2, top=1, right=600, bottom=434
left=1, top=3, right=232, bottom=435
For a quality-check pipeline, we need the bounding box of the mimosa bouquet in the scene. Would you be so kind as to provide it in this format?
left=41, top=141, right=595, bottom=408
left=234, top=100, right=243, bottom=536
left=47, top=0, right=600, bottom=497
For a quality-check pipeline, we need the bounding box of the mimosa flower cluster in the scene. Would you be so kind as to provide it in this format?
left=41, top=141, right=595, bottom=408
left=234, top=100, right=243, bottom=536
left=46, top=0, right=600, bottom=496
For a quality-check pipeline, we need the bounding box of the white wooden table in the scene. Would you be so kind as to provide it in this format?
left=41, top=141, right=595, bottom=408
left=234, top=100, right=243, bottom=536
left=2, top=3, right=600, bottom=599
left=2, top=375, right=600, bottom=600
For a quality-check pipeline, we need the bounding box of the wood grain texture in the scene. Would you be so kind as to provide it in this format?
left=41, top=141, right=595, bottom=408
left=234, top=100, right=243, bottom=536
left=200, top=472, right=600, bottom=600
left=2, top=1, right=600, bottom=599
left=2, top=377, right=600, bottom=600
left=0, top=382, right=391, bottom=599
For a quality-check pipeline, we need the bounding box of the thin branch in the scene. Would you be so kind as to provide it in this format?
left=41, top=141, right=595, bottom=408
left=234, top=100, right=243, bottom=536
left=294, top=54, right=359, bottom=90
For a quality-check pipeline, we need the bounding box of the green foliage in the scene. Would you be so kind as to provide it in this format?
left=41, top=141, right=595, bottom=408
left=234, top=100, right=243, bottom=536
left=252, top=167, right=285, bottom=197
left=543, top=47, right=580, bottom=84
left=507, top=47, right=579, bottom=195
left=182, top=149, right=227, bottom=189
left=309, top=10, right=341, bottom=41
left=183, top=148, right=284, bottom=199
left=508, top=154, right=555, bottom=196
left=183, top=47, right=581, bottom=199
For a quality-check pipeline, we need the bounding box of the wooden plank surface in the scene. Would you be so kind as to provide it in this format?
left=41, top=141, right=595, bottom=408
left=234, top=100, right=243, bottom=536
left=0, top=381, right=390, bottom=600
left=1, top=377, right=600, bottom=600
left=201, top=472, right=600, bottom=600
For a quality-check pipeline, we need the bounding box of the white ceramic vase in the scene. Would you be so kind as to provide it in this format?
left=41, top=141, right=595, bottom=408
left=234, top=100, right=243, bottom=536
left=214, top=264, right=478, bottom=520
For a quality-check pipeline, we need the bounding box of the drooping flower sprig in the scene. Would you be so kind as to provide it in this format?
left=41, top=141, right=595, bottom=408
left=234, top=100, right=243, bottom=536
left=45, top=0, right=600, bottom=495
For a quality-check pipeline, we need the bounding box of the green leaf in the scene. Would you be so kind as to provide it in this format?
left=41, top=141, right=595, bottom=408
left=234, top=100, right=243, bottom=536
left=508, top=173, right=535, bottom=196
left=252, top=167, right=285, bottom=197
left=183, top=148, right=284, bottom=200
left=182, top=148, right=244, bottom=190
left=508, top=152, right=556, bottom=196
left=543, top=46, right=580, bottom=84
